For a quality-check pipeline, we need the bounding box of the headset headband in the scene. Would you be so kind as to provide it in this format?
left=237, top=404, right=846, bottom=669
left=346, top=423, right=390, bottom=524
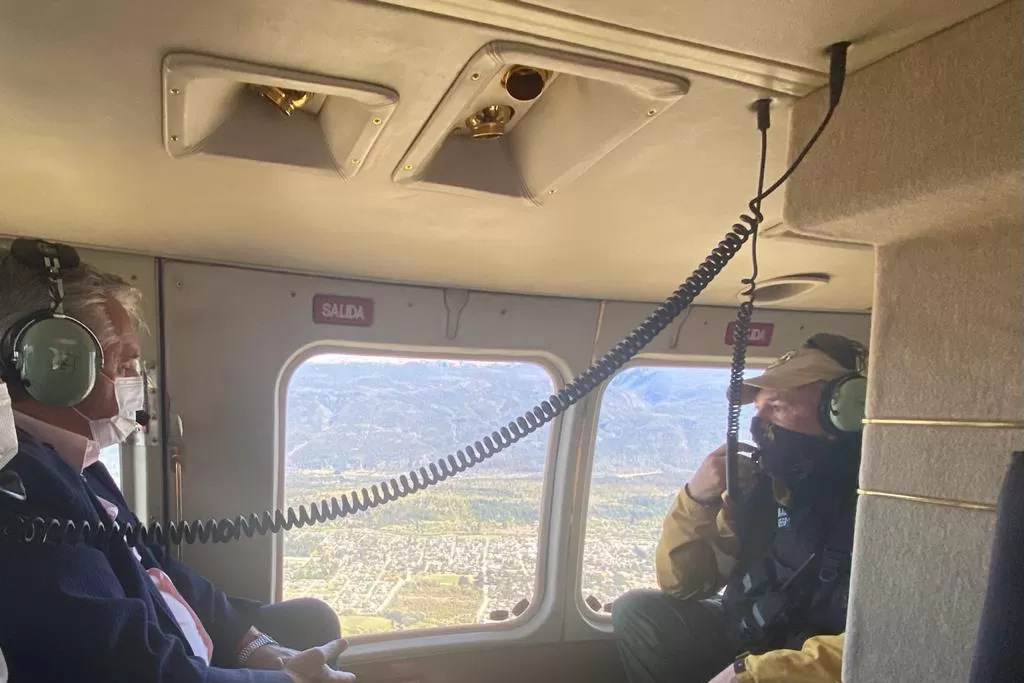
left=10, top=239, right=80, bottom=315
left=2, top=239, right=103, bottom=406
left=10, top=239, right=81, bottom=272
left=805, top=334, right=867, bottom=375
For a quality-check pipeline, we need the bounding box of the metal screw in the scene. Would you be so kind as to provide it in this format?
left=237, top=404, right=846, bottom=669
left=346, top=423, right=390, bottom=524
left=170, top=88, right=181, bottom=95
left=471, top=73, right=480, bottom=81
left=371, top=117, right=383, bottom=125
left=647, top=109, right=657, bottom=117
left=404, top=163, right=414, bottom=171
left=170, top=135, right=179, bottom=142
left=350, top=158, right=361, bottom=165
left=176, top=281, right=183, bottom=289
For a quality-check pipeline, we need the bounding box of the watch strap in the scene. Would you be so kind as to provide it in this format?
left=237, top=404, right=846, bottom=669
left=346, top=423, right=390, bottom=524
left=237, top=632, right=278, bottom=666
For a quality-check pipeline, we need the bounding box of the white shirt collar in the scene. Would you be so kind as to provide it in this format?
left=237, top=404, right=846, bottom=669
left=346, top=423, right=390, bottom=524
left=13, top=411, right=101, bottom=473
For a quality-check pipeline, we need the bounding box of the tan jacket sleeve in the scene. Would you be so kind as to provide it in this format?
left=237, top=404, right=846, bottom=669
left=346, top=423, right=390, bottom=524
left=736, top=633, right=845, bottom=683
left=654, top=485, right=741, bottom=599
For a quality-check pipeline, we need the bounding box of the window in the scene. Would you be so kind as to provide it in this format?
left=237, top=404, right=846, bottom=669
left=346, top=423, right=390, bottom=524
left=282, top=354, right=556, bottom=637
left=581, top=366, right=755, bottom=608
left=98, top=444, right=122, bottom=490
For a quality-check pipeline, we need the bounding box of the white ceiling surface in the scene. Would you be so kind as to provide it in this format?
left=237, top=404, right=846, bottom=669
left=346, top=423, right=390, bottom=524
left=0, top=0, right=1000, bottom=311
left=511, top=0, right=1005, bottom=75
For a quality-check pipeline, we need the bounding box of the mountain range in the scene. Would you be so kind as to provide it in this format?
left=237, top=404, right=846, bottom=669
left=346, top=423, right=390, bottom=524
left=285, top=358, right=754, bottom=478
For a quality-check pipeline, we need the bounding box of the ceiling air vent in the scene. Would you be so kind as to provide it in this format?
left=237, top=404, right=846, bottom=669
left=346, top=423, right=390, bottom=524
left=161, top=53, right=398, bottom=179
left=738, top=274, right=831, bottom=303
left=394, top=42, right=689, bottom=205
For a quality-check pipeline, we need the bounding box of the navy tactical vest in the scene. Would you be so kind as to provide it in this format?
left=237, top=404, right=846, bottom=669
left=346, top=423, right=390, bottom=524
left=721, top=444, right=860, bottom=653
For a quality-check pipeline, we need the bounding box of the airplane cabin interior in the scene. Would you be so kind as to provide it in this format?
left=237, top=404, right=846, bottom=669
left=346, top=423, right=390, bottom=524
left=0, top=0, right=1021, bottom=681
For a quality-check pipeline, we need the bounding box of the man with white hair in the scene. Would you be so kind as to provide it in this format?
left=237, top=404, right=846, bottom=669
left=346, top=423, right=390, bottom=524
left=0, top=241, right=354, bottom=682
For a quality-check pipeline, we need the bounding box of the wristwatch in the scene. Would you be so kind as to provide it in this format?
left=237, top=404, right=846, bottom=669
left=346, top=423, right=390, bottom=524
left=238, top=632, right=278, bottom=666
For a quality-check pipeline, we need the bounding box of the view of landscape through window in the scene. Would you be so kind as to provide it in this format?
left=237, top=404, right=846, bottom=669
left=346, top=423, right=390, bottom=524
left=283, top=356, right=554, bottom=636
left=282, top=356, right=753, bottom=636
left=582, top=366, right=753, bottom=607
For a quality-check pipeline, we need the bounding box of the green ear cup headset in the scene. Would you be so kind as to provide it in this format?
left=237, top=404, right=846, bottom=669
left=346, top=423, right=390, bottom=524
left=808, top=336, right=868, bottom=436
left=0, top=239, right=103, bottom=407
left=821, top=372, right=867, bottom=434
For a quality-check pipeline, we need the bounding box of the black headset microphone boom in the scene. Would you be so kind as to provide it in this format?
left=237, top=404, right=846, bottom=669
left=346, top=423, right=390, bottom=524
left=0, top=42, right=854, bottom=547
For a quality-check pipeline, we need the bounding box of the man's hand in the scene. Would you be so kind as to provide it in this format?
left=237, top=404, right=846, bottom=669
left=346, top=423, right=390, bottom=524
left=245, top=642, right=301, bottom=671
left=706, top=664, right=738, bottom=683
left=245, top=638, right=355, bottom=682
left=283, top=640, right=356, bottom=683
left=687, top=443, right=757, bottom=505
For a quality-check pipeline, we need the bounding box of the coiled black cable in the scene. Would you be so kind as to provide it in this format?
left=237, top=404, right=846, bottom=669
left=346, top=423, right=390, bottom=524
left=723, top=41, right=850, bottom=499
left=2, top=212, right=762, bottom=548
left=1, top=43, right=851, bottom=548
left=725, top=99, right=770, bottom=500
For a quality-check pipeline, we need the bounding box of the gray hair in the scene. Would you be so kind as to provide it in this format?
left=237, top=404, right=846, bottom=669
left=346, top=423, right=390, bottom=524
left=0, top=248, right=147, bottom=368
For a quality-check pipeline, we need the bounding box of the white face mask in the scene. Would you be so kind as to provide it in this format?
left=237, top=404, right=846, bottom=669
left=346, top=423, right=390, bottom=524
left=0, top=383, right=17, bottom=471
left=74, top=375, right=145, bottom=449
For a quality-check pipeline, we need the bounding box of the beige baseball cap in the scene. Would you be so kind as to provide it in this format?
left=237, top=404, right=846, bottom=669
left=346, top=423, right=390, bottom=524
left=738, top=333, right=866, bottom=404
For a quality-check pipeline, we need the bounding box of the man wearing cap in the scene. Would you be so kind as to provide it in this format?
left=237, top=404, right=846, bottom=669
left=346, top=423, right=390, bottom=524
left=613, top=333, right=866, bottom=683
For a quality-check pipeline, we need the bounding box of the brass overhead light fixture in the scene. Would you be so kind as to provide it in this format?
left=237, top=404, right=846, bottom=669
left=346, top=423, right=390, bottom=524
left=465, top=105, right=515, bottom=139
left=501, top=66, right=549, bottom=101
left=252, top=85, right=312, bottom=116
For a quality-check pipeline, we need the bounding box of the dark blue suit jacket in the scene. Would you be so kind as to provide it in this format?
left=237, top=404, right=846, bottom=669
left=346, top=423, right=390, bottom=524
left=0, top=430, right=292, bottom=682
left=969, top=451, right=1024, bottom=682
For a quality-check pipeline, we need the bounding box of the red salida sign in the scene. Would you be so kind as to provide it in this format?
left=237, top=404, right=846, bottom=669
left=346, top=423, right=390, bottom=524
left=313, top=295, right=374, bottom=327
left=725, top=321, right=774, bottom=346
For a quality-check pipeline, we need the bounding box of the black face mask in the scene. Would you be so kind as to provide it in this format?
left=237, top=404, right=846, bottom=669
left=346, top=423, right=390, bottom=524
left=750, top=415, right=843, bottom=486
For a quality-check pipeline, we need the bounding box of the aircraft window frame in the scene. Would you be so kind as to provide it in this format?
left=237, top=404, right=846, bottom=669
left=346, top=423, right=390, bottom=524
left=573, top=358, right=765, bottom=630
left=275, top=344, right=567, bottom=647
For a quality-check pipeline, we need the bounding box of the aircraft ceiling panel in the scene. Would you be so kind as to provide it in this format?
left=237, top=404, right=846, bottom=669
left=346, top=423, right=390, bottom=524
left=506, top=0, right=1006, bottom=74
left=0, top=0, right=993, bottom=311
